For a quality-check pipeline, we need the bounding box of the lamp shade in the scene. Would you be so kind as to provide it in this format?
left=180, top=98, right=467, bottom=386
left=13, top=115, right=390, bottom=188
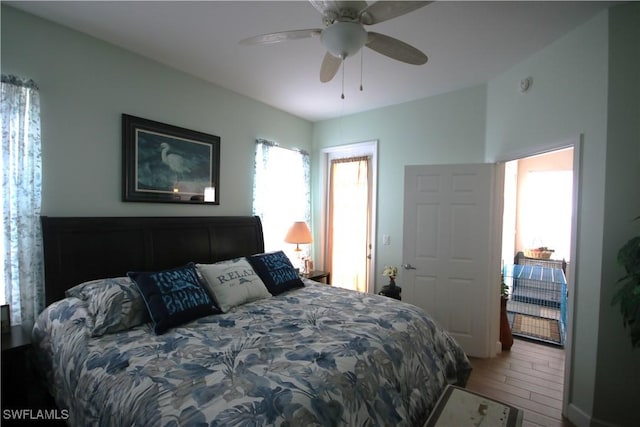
left=284, top=221, right=313, bottom=245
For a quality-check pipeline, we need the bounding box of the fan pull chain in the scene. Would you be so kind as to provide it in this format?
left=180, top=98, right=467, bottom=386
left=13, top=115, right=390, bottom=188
left=341, top=60, right=345, bottom=100
left=360, top=49, right=363, bottom=91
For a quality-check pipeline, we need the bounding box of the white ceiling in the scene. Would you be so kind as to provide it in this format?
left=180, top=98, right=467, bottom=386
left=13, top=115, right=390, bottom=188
left=8, top=1, right=614, bottom=122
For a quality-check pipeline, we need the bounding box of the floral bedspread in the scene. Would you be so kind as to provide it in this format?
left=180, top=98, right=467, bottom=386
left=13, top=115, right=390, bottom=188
left=32, top=281, right=471, bottom=427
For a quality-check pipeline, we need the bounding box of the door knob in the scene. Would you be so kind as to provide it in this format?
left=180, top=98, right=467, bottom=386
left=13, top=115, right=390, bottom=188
left=402, top=263, right=416, bottom=270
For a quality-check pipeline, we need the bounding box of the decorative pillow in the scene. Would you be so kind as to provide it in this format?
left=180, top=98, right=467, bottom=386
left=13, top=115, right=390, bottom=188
left=246, top=251, right=305, bottom=296
left=196, top=258, right=271, bottom=313
left=127, top=263, right=219, bottom=334
left=65, top=277, right=149, bottom=337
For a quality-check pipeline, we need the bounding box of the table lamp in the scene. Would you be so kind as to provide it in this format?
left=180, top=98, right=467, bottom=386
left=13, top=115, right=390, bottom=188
left=284, top=221, right=313, bottom=272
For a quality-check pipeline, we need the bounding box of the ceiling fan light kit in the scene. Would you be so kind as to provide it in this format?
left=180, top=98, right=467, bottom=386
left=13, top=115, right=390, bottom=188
left=240, top=0, right=431, bottom=96
left=321, top=22, right=367, bottom=59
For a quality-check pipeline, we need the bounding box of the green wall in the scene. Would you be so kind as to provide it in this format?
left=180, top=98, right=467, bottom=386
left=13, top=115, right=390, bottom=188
left=595, top=3, right=640, bottom=425
left=1, top=6, right=312, bottom=217
left=312, top=84, right=487, bottom=281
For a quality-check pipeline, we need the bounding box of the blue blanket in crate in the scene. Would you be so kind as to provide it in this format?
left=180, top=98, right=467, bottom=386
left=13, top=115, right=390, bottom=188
left=509, top=264, right=566, bottom=284
left=505, top=264, right=566, bottom=307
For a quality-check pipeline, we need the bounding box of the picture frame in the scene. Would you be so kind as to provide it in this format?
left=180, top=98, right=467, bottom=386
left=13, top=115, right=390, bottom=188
left=122, top=114, right=220, bottom=204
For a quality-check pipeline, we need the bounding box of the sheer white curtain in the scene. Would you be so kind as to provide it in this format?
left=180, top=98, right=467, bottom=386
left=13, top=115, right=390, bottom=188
left=253, top=139, right=310, bottom=259
left=328, top=157, right=370, bottom=292
left=1, top=75, right=44, bottom=327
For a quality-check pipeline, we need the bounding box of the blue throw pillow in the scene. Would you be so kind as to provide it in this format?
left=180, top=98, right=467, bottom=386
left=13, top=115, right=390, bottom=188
left=127, top=263, right=220, bottom=334
left=246, top=251, right=305, bottom=296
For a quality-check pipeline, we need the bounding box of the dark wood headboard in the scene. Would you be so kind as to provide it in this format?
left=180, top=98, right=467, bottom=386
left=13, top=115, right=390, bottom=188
left=41, top=216, right=264, bottom=306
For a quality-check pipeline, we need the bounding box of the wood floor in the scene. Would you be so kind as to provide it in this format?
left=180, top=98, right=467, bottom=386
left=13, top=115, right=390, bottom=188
left=466, top=338, right=574, bottom=427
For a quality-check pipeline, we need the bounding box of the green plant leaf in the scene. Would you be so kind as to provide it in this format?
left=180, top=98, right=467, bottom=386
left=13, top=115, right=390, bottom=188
left=617, top=236, right=640, bottom=274
left=612, top=218, right=640, bottom=349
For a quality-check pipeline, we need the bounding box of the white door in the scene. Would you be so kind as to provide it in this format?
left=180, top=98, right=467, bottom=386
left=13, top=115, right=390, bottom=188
left=402, top=163, right=500, bottom=357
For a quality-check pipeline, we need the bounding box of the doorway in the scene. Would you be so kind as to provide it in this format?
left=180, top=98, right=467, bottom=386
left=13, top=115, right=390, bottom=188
left=501, top=147, right=574, bottom=347
left=322, top=141, right=377, bottom=293
left=398, top=137, right=580, bottom=414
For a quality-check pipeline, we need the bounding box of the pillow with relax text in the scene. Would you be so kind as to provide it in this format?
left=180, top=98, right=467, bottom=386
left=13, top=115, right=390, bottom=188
left=196, top=258, right=271, bottom=312
left=127, top=262, right=219, bottom=334
left=246, top=251, right=305, bottom=296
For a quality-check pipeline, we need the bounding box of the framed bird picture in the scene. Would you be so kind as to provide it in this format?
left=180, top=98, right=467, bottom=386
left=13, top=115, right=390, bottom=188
left=122, top=114, right=220, bottom=204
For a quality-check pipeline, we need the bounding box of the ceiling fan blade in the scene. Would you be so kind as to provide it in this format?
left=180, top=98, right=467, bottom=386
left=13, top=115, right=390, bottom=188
left=320, top=51, right=342, bottom=82
left=240, top=28, right=322, bottom=46
left=366, top=32, right=427, bottom=65
left=309, top=1, right=368, bottom=17
left=359, top=1, right=432, bottom=25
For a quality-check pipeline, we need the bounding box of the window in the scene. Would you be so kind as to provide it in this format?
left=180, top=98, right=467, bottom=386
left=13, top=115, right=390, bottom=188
left=253, top=139, right=310, bottom=258
left=521, top=170, right=573, bottom=260
left=1, top=75, right=44, bottom=326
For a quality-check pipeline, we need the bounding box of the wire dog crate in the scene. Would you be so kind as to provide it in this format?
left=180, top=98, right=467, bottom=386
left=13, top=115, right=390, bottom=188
left=503, top=253, right=567, bottom=346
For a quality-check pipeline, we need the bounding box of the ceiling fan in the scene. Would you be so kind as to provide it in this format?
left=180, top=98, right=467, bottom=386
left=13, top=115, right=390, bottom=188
left=240, top=1, right=431, bottom=85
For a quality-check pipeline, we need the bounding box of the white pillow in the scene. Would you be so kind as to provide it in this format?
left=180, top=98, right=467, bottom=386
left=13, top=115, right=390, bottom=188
left=196, top=258, right=271, bottom=312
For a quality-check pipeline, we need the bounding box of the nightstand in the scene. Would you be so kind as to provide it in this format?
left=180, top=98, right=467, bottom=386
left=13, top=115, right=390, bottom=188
left=303, top=270, right=331, bottom=284
left=2, top=325, right=33, bottom=408
left=378, top=283, right=402, bottom=300
left=1, top=325, right=62, bottom=424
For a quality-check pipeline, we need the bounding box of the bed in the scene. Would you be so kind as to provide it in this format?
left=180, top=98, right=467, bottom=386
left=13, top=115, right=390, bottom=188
left=34, top=216, right=471, bottom=426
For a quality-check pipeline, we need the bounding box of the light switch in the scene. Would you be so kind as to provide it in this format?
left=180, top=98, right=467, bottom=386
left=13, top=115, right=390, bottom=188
left=383, top=235, right=390, bottom=245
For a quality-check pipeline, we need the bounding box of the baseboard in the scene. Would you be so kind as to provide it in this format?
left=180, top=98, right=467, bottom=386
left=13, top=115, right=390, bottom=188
left=566, top=403, right=591, bottom=427
left=566, top=403, right=621, bottom=427
left=590, top=416, right=623, bottom=427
